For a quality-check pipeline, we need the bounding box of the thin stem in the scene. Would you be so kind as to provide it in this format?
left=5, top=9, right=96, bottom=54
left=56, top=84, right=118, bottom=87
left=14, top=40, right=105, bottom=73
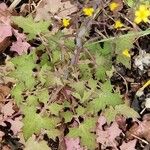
left=115, top=70, right=129, bottom=95
left=9, top=0, right=21, bottom=11
left=40, top=86, right=63, bottom=116
left=131, top=134, right=149, bottom=144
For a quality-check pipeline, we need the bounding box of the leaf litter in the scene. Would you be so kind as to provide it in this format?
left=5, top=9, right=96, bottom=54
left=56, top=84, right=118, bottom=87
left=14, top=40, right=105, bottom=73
left=0, top=0, right=150, bottom=149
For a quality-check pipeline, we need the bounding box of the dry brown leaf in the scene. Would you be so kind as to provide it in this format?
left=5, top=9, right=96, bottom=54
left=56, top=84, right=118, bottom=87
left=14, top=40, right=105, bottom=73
left=7, top=117, right=23, bottom=135
left=0, top=131, right=4, bottom=139
left=0, top=85, right=10, bottom=102
left=120, top=139, right=137, bottom=150
left=0, top=3, right=12, bottom=53
left=1, top=101, right=15, bottom=118
left=96, top=116, right=122, bottom=149
left=0, top=37, right=11, bottom=53
left=65, top=137, right=84, bottom=150
left=35, top=0, right=77, bottom=21
left=126, top=114, right=150, bottom=142
left=0, top=3, right=11, bottom=24
left=2, top=145, right=11, bottom=150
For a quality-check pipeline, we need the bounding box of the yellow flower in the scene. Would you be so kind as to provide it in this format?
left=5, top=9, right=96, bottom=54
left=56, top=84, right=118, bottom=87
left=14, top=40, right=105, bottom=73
left=83, top=7, right=94, bottom=16
left=122, top=49, right=131, bottom=57
left=114, top=20, right=124, bottom=29
left=109, top=2, right=119, bottom=11
left=62, top=18, right=70, bottom=27
left=134, top=5, right=150, bottom=24
left=141, top=80, right=150, bottom=90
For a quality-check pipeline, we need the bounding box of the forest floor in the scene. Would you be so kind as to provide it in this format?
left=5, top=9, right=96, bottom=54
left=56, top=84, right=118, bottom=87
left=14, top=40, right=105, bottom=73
left=0, top=0, right=150, bottom=150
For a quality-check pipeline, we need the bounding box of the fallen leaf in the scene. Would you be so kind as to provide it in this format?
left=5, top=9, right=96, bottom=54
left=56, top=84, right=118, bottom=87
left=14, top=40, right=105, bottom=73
left=13, top=29, right=27, bottom=41
left=7, top=117, right=23, bottom=135
left=0, top=85, right=10, bottom=102
left=35, top=0, right=77, bottom=21
left=1, top=101, right=15, bottom=118
left=0, top=4, right=13, bottom=53
left=9, top=29, right=30, bottom=55
left=126, top=115, right=150, bottom=142
left=0, top=3, right=11, bottom=24
left=120, top=139, right=137, bottom=150
left=65, top=137, right=84, bottom=150
left=96, top=116, right=122, bottom=149
left=0, top=24, right=12, bottom=43
left=0, top=131, right=4, bottom=138
left=0, top=37, right=11, bottom=53
left=2, top=145, right=11, bottom=150
left=97, top=115, right=107, bottom=130
left=0, top=3, right=7, bottom=11
left=10, top=39, right=30, bottom=55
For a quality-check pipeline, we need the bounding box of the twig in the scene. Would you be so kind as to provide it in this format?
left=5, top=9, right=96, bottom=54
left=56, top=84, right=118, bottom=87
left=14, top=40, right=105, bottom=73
left=8, top=0, right=22, bottom=11
left=85, top=48, right=97, bottom=66
left=70, top=0, right=101, bottom=65
left=131, top=134, right=149, bottom=144
left=140, top=107, right=146, bottom=115
left=115, top=70, right=129, bottom=95
left=40, top=86, right=63, bottom=116
left=70, top=20, right=91, bottom=65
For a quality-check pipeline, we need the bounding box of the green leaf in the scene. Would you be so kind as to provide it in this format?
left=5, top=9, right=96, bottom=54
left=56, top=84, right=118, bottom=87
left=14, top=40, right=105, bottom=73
left=86, top=43, right=102, bottom=55
left=99, top=92, right=123, bottom=107
left=124, top=0, right=135, bottom=7
left=86, top=41, right=112, bottom=56
left=72, top=90, right=92, bottom=103
left=79, top=64, right=92, bottom=80
left=116, top=55, right=131, bottom=69
left=26, top=95, right=38, bottom=106
left=72, top=92, right=82, bottom=100
left=95, top=55, right=107, bottom=66
left=40, top=53, right=50, bottom=66
left=9, top=53, right=36, bottom=89
left=64, top=39, right=75, bottom=50
left=81, top=90, right=92, bottom=103
left=46, top=129, right=61, bottom=140
left=86, top=29, right=150, bottom=45
left=71, top=81, right=85, bottom=97
left=23, top=106, right=60, bottom=140
left=11, top=83, right=25, bottom=105
left=12, top=16, right=50, bottom=40
left=100, top=42, right=113, bottom=55
left=68, top=117, right=97, bottom=149
left=38, top=64, right=62, bottom=86
left=104, top=106, right=118, bottom=124
left=51, top=50, right=61, bottom=64
left=104, top=104, right=140, bottom=124
left=87, top=81, right=123, bottom=114
left=38, top=64, right=51, bottom=85
left=100, top=80, right=113, bottom=93
left=114, top=32, right=136, bottom=54
left=61, top=111, right=73, bottom=123
left=115, top=104, right=140, bottom=118
left=88, top=79, right=97, bottom=90
left=48, top=103, right=63, bottom=116
left=76, top=105, right=85, bottom=116
left=63, top=101, right=71, bottom=108
left=47, top=31, right=63, bottom=51
left=100, top=81, right=122, bottom=106
left=95, top=66, right=107, bottom=81
left=25, top=135, right=50, bottom=150
left=36, top=89, right=49, bottom=104
left=87, top=97, right=106, bottom=114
